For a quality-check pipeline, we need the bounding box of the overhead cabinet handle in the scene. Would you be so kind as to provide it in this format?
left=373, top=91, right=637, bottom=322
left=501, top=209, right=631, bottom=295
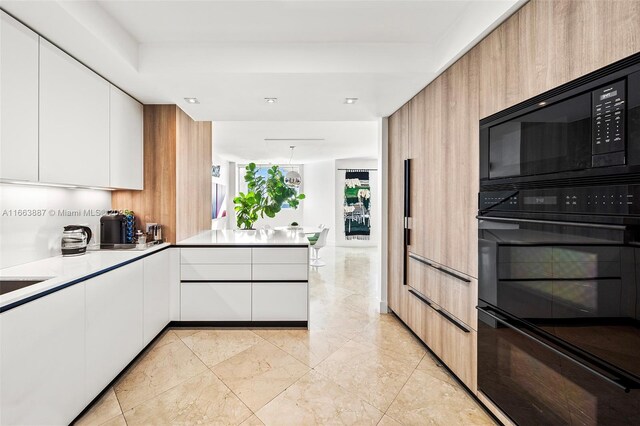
left=476, top=215, right=628, bottom=231
left=476, top=305, right=637, bottom=393
left=408, top=288, right=471, bottom=333
left=408, top=253, right=471, bottom=283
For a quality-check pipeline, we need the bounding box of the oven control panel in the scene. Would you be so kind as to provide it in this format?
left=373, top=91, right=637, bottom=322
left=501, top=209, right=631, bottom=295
left=479, top=185, right=640, bottom=215
left=592, top=80, right=626, bottom=163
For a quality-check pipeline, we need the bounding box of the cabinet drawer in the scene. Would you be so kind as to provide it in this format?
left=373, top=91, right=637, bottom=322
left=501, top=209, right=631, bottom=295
left=406, top=287, right=441, bottom=355
left=252, top=247, right=308, bottom=264
left=252, top=264, right=308, bottom=281
left=409, top=253, right=476, bottom=330
left=408, top=258, right=440, bottom=305
left=438, top=273, right=477, bottom=330
left=181, top=282, right=251, bottom=321
left=252, top=282, right=308, bottom=321
left=181, top=264, right=251, bottom=281
left=181, top=248, right=252, bottom=264
left=439, top=314, right=477, bottom=392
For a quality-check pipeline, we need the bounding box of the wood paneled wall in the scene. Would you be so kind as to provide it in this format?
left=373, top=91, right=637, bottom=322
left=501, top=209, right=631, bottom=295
left=387, top=0, right=640, bottom=397
left=112, top=105, right=211, bottom=243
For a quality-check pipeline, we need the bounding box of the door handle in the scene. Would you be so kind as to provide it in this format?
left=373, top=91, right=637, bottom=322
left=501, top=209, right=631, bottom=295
left=476, top=215, right=628, bottom=231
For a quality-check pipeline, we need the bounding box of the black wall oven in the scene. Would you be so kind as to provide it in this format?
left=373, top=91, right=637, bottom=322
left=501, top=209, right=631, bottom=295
left=478, top=54, right=640, bottom=426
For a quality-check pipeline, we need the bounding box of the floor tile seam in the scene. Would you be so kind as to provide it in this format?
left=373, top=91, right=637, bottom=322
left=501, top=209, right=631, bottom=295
left=346, top=335, right=425, bottom=370
left=205, top=364, right=256, bottom=419
left=184, top=336, right=266, bottom=370
left=249, top=364, right=313, bottom=417
left=381, top=352, right=426, bottom=419
left=110, top=388, right=128, bottom=426
left=116, top=360, right=210, bottom=415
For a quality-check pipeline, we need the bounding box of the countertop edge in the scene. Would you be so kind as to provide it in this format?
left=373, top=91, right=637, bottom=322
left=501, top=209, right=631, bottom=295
left=0, top=244, right=171, bottom=313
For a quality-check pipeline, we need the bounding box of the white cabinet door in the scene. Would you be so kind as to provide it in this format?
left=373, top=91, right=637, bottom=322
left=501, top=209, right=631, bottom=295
left=252, top=264, right=308, bottom=281
left=252, top=248, right=308, bottom=264
left=144, top=250, right=170, bottom=345
left=85, top=262, right=144, bottom=398
left=181, top=282, right=251, bottom=321
left=181, top=247, right=252, bottom=264
left=181, top=263, right=252, bottom=281
left=252, top=282, right=308, bottom=321
left=0, top=12, right=39, bottom=182
left=39, top=39, right=109, bottom=187
left=110, top=86, right=143, bottom=189
left=0, top=284, right=86, bottom=425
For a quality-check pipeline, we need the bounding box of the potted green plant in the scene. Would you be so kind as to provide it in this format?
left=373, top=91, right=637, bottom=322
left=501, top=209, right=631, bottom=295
left=233, top=163, right=305, bottom=230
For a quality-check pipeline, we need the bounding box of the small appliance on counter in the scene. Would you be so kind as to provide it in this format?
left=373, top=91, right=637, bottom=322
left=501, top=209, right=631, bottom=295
left=146, top=223, right=163, bottom=243
left=100, top=211, right=126, bottom=247
left=61, top=225, right=92, bottom=256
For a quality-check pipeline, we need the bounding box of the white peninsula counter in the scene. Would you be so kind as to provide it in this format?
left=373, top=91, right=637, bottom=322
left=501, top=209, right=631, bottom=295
left=176, top=229, right=310, bottom=325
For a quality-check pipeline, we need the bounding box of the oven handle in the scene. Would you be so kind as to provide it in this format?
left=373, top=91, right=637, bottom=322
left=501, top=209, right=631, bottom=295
left=476, top=215, right=628, bottom=231
left=476, top=305, right=634, bottom=393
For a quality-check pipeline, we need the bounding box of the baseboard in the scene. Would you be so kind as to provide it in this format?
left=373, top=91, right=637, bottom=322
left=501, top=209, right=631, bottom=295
left=170, top=320, right=308, bottom=328
left=379, top=301, right=389, bottom=313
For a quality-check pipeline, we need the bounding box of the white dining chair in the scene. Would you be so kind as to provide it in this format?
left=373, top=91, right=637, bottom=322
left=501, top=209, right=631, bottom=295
left=310, top=228, right=329, bottom=267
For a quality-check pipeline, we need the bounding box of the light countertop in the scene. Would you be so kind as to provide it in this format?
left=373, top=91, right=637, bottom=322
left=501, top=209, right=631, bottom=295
left=0, top=243, right=170, bottom=311
left=177, top=229, right=310, bottom=246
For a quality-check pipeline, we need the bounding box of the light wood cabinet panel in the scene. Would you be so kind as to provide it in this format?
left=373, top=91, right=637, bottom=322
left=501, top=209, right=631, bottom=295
left=0, top=11, right=39, bottom=182
left=110, top=86, right=143, bottom=190
left=442, top=53, right=479, bottom=277
left=113, top=105, right=212, bottom=243
left=39, top=39, right=110, bottom=187
left=439, top=321, right=477, bottom=393
left=387, top=103, right=409, bottom=315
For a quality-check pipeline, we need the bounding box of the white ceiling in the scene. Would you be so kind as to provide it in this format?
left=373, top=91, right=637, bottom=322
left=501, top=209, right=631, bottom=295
left=0, top=0, right=524, bottom=122
left=213, top=121, right=379, bottom=164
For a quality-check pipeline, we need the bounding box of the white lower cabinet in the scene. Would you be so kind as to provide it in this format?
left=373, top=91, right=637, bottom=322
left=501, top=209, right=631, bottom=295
left=143, top=250, right=171, bottom=344
left=0, top=284, right=86, bottom=426
left=181, top=282, right=251, bottom=321
left=85, top=262, right=144, bottom=399
left=252, top=263, right=308, bottom=281
left=252, top=282, right=308, bottom=321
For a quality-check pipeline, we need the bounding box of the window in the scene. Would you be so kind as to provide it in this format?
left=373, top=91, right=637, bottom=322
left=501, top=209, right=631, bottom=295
left=237, top=164, right=302, bottom=209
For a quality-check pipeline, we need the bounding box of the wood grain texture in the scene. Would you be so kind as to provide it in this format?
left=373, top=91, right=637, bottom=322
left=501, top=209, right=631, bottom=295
left=176, top=108, right=212, bottom=242
left=387, top=0, right=640, bottom=398
left=112, top=105, right=212, bottom=244
left=112, top=105, right=177, bottom=242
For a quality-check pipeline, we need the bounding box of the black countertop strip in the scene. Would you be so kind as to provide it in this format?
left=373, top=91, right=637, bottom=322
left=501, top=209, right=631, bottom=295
left=175, top=244, right=309, bottom=248
left=0, top=245, right=171, bottom=314
left=181, top=280, right=308, bottom=283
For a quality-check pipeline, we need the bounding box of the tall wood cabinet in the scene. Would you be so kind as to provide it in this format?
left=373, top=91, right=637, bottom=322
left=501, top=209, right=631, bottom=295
left=387, top=0, right=640, bottom=402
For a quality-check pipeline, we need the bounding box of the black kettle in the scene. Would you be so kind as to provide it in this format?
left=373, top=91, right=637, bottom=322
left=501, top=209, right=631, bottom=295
left=61, top=225, right=93, bottom=256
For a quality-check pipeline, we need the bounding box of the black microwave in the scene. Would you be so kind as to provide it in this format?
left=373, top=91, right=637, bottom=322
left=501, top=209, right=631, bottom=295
left=480, top=54, right=640, bottom=190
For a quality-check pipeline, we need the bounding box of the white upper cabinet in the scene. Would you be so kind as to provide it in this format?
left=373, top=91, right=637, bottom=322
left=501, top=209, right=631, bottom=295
left=110, top=86, right=143, bottom=189
left=0, top=11, right=39, bottom=182
left=39, top=38, right=110, bottom=187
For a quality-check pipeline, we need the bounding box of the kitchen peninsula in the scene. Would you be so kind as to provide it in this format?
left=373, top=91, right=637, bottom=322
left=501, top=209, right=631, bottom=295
left=176, top=229, right=310, bottom=325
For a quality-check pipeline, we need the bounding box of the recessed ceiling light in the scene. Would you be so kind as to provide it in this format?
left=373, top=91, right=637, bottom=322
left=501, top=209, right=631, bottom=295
left=184, top=97, right=199, bottom=104
left=265, top=98, right=278, bottom=103
left=538, top=101, right=547, bottom=106
left=345, top=98, right=358, bottom=104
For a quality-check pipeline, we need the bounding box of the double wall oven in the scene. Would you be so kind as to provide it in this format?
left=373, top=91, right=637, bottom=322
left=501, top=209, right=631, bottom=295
left=478, top=54, right=640, bottom=425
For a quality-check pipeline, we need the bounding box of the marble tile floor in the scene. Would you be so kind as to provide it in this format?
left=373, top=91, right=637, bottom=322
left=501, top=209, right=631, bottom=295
left=75, top=246, right=495, bottom=426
